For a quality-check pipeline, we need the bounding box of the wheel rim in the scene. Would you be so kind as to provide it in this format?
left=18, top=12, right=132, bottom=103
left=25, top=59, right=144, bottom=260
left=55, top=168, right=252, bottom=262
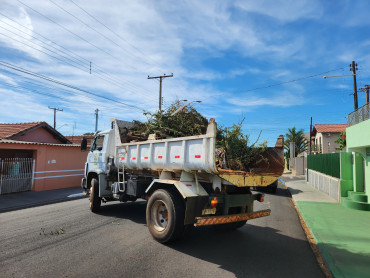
left=151, top=200, right=169, bottom=232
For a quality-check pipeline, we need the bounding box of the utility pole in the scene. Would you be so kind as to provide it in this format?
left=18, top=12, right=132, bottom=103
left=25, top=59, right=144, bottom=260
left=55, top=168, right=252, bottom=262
left=359, top=85, right=370, bottom=105
left=48, top=106, right=63, bottom=129
left=350, top=61, right=358, bottom=110
left=147, top=73, right=173, bottom=112
left=95, top=108, right=99, bottom=132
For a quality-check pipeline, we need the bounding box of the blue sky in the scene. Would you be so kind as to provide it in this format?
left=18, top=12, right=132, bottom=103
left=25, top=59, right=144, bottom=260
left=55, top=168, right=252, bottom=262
left=0, top=0, right=369, bottom=146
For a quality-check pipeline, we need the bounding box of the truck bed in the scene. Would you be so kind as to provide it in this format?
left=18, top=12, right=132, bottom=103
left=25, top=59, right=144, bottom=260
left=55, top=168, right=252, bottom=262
left=114, top=119, right=284, bottom=187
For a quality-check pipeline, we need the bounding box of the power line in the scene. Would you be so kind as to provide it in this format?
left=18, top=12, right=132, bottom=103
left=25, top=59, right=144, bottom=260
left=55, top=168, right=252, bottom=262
left=0, top=78, right=137, bottom=113
left=0, top=68, right=137, bottom=111
left=68, top=0, right=164, bottom=73
left=0, top=61, right=145, bottom=111
left=49, top=0, right=156, bottom=71
left=4, top=9, right=158, bottom=101
left=225, top=67, right=346, bottom=95
left=0, top=15, right=88, bottom=69
left=17, top=0, right=137, bottom=71
left=0, top=30, right=89, bottom=71
left=0, top=29, right=157, bottom=103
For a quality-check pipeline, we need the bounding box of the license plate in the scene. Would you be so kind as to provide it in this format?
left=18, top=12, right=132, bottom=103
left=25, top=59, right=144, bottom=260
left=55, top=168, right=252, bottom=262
left=202, top=208, right=216, bottom=215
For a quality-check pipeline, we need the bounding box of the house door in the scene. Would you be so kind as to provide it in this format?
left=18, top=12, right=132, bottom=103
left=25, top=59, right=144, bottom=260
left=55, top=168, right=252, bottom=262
left=0, top=158, right=35, bottom=194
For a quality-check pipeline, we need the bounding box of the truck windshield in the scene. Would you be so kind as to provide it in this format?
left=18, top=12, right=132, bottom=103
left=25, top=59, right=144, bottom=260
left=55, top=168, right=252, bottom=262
left=90, top=135, right=104, bottom=151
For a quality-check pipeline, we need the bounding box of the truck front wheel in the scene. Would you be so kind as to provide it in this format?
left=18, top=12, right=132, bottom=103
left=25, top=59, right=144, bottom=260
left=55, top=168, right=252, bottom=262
left=89, top=177, right=101, bottom=212
left=146, top=189, right=185, bottom=243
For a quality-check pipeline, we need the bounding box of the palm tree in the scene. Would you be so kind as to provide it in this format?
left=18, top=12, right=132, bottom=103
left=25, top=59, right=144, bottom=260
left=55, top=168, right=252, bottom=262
left=284, top=127, right=307, bottom=157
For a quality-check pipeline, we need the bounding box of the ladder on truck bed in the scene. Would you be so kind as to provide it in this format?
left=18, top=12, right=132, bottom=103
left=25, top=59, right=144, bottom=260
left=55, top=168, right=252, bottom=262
left=117, top=152, right=126, bottom=192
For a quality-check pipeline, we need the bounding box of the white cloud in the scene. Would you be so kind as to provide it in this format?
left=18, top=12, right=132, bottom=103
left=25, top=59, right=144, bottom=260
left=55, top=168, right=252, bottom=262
left=0, top=73, right=17, bottom=85
left=0, top=7, right=43, bottom=59
left=226, top=90, right=305, bottom=108
left=235, top=0, right=323, bottom=23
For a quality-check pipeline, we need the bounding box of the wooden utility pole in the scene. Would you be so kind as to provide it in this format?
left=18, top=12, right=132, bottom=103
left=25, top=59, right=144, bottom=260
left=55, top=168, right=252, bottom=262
left=359, top=85, right=370, bottom=105
left=350, top=61, right=358, bottom=110
left=48, top=106, right=63, bottom=129
left=147, top=73, right=173, bottom=111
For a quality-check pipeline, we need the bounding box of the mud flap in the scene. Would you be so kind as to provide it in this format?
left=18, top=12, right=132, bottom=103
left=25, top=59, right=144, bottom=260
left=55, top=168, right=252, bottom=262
left=184, top=196, right=208, bottom=225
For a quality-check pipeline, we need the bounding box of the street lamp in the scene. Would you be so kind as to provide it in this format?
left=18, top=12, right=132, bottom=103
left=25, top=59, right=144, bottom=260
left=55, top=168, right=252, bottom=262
left=57, top=124, right=68, bottom=130
left=171, top=100, right=202, bottom=116
left=323, top=74, right=355, bottom=79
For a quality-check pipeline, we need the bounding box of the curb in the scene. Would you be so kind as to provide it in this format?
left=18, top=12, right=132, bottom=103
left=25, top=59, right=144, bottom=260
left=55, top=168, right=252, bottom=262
left=285, top=185, right=333, bottom=278
left=0, top=195, right=88, bottom=214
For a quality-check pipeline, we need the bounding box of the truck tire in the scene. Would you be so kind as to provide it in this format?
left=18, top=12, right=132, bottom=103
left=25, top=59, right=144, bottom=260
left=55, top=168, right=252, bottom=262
left=146, top=189, right=185, bottom=243
left=89, top=178, right=101, bottom=212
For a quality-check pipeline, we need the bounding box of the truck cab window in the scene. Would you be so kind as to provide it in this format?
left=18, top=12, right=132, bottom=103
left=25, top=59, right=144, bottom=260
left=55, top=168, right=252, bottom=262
left=90, top=135, right=104, bottom=151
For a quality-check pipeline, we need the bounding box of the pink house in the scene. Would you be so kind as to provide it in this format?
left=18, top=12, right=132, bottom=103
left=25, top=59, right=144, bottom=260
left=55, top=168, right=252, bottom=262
left=0, top=122, right=88, bottom=193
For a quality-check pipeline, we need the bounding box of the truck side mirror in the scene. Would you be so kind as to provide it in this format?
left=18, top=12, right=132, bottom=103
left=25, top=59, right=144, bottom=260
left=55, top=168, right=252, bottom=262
left=81, top=138, right=87, bottom=151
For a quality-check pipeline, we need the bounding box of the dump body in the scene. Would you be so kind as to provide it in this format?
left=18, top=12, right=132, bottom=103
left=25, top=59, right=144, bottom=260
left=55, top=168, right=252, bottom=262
left=115, top=119, right=218, bottom=174
left=114, top=119, right=284, bottom=187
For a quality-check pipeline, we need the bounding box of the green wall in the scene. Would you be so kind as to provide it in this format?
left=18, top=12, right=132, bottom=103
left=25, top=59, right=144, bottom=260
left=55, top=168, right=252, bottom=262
left=347, top=118, right=370, bottom=148
left=346, top=118, right=370, bottom=196
left=340, top=152, right=353, bottom=197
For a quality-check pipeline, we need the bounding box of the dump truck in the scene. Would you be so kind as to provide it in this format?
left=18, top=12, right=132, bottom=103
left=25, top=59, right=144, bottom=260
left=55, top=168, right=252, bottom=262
left=81, top=118, right=283, bottom=243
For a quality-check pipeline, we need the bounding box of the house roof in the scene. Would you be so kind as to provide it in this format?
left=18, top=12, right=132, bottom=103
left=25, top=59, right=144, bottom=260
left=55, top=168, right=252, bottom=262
left=313, top=124, right=348, bottom=134
left=0, top=139, right=80, bottom=147
left=0, top=121, right=71, bottom=144
left=65, top=135, right=94, bottom=145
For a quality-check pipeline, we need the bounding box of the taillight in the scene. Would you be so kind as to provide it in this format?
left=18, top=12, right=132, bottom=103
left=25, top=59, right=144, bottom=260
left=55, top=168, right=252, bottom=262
left=257, top=194, right=265, bottom=202
left=210, top=197, right=218, bottom=207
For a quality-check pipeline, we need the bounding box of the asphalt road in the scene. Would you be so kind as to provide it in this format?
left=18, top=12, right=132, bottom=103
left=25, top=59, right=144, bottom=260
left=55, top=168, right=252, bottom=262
left=0, top=185, right=324, bottom=278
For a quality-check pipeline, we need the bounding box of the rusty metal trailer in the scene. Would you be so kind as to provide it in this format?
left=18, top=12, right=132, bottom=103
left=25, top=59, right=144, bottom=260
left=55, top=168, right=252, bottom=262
left=81, top=118, right=281, bottom=243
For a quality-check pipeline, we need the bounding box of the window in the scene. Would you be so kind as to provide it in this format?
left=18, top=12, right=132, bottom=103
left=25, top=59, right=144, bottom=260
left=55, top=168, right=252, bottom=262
left=90, top=135, right=104, bottom=151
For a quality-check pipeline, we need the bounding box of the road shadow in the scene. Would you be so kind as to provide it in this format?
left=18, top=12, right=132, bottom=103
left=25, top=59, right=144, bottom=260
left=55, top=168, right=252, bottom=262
left=253, top=185, right=290, bottom=197
left=97, top=200, right=147, bottom=225
left=168, top=224, right=324, bottom=278
left=288, top=188, right=304, bottom=196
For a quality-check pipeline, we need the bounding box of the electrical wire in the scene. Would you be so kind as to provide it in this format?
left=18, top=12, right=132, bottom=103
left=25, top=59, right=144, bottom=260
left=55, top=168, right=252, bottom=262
left=49, top=0, right=155, bottom=71
left=0, top=68, right=145, bottom=112
left=68, top=0, right=165, bottom=73
left=17, top=0, right=138, bottom=71
left=219, top=67, right=347, bottom=95
left=0, top=61, right=146, bottom=111
left=0, top=12, right=158, bottom=99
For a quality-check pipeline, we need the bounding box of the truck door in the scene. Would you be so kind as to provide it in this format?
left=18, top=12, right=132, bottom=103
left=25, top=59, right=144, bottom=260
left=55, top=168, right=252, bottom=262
left=87, top=134, right=107, bottom=173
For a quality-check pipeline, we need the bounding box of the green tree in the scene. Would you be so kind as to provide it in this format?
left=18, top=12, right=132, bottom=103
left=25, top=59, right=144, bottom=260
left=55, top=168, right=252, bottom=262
left=284, top=127, right=307, bottom=157
left=334, top=131, right=346, bottom=150
left=217, top=119, right=267, bottom=171
left=134, top=99, right=208, bottom=138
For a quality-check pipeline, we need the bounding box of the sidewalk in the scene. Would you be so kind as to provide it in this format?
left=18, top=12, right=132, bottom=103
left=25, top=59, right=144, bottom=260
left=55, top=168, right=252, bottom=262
left=0, top=187, right=87, bottom=213
left=284, top=176, right=370, bottom=278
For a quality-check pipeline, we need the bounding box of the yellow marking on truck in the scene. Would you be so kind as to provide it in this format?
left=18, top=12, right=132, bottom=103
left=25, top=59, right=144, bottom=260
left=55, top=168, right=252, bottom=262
left=194, top=209, right=271, bottom=226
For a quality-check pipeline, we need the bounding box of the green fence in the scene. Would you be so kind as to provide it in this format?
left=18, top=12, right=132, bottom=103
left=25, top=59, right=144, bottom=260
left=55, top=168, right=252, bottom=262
left=307, top=153, right=340, bottom=178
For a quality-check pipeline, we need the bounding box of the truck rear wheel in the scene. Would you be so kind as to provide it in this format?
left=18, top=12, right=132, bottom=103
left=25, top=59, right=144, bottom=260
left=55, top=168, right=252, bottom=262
left=146, top=189, right=185, bottom=243
left=89, top=177, right=101, bottom=212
